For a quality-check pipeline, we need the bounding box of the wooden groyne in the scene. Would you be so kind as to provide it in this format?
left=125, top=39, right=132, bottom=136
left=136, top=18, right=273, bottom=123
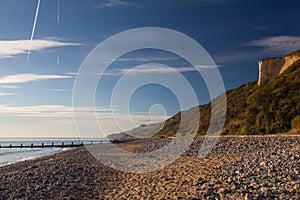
left=0, top=141, right=104, bottom=149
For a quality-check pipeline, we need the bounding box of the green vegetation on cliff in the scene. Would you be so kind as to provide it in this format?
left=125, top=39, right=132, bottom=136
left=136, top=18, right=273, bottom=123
left=155, top=57, right=300, bottom=137
left=109, top=52, right=300, bottom=139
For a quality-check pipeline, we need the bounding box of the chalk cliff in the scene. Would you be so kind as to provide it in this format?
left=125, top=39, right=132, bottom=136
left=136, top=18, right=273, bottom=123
left=108, top=49, right=300, bottom=138
left=258, top=50, right=300, bottom=86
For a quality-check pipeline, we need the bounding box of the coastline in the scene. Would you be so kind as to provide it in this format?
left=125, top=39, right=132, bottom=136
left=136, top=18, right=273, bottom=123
left=0, top=147, right=74, bottom=168
left=0, top=138, right=106, bottom=167
left=0, top=136, right=299, bottom=199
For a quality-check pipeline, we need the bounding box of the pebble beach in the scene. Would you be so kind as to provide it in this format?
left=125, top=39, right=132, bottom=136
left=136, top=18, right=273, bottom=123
left=0, top=136, right=299, bottom=199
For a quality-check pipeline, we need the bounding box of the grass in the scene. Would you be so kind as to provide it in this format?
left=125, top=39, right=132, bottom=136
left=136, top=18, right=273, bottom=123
left=155, top=56, right=300, bottom=137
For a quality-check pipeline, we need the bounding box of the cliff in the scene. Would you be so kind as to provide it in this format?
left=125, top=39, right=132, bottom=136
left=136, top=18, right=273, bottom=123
left=258, top=50, right=300, bottom=86
left=108, top=49, right=300, bottom=139
left=154, top=56, right=300, bottom=136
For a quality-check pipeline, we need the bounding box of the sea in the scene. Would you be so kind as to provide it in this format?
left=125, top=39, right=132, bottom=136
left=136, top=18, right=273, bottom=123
left=0, top=138, right=108, bottom=167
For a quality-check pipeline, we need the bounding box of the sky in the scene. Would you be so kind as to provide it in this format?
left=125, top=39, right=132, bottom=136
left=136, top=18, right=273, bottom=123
left=0, top=0, right=299, bottom=138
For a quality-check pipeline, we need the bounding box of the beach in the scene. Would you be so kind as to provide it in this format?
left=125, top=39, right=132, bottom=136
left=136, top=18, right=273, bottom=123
left=0, top=136, right=299, bottom=199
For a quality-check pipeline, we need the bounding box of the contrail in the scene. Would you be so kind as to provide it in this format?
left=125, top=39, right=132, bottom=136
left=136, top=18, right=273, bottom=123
left=57, top=0, right=60, bottom=32
left=26, top=0, right=41, bottom=70
left=57, top=0, right=60, bottom=65
left=57, top=52, right=60, bottom=65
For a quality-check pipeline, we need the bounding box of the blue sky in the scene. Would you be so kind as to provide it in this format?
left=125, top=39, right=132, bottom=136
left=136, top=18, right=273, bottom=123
left=0, top=0, right=299, bottom=138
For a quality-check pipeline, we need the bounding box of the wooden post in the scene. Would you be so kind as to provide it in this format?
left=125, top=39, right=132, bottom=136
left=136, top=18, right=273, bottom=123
left=71, top=142, right=74, bottom=147
left=62, top=142, right=64, bottom=148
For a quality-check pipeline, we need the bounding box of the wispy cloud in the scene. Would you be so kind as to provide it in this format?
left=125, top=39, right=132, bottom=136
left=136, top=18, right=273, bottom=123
left=245, top=35, right=300, bottom=54
left=104, top=65, right=220, bottom=76
left=215, top=35, right=300, bottom=63
left=0, top=105, right=112, bottom=117
left=99, top=55, right=180, bottom=64
left=0, top=39, right=81, bottom=59
left=214, top=51, right=260, bottom=63
left=0, top=85, right=20, bottom=89
left=50, top=88, right=70, bottom=92
left=117, top=56, right=179, bottom=62
left=0, top=92, right=15, bottom=96
left=0, top=104, right=168, bottom=137
left=0, top=104, right=166, bottom=119
left=66, top=72, right=78, bottom=76
left=0, top=74, right=72, bottom=84
left=95, top=0, right=139, bottom=8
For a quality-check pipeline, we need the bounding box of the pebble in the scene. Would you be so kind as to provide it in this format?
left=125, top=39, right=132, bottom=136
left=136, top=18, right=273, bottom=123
left=0, top=136, right=299, bottom=199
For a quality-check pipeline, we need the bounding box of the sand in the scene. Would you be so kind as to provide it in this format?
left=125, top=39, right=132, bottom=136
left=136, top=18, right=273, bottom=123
left=0, top=136, right=299, bottom=199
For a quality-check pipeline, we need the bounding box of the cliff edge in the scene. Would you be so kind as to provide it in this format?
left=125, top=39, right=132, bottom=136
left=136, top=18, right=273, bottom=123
left=108, top=49, right=300, bottom=139
left=258, top=50, right=300, bottom=86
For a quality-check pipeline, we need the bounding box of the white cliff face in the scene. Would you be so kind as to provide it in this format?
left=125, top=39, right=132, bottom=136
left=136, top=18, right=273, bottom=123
left=258, top=58, right=284, bottom=86
left=258, top=51, right=300, bottom=86
left=280, top=53, right=300, bottom=74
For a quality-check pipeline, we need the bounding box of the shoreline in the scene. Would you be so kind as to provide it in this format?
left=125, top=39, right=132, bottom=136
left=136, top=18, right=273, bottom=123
left=0, top=136, right=299, bottom=199
left=3, top=134, right=297, bottom=168
left=0, top=147, right=74, bottom=168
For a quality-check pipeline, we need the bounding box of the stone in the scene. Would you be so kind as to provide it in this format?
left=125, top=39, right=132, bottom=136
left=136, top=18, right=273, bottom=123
left=217, top=187, right=226, bottom=194
left=258, top=50, right=300, bottom=86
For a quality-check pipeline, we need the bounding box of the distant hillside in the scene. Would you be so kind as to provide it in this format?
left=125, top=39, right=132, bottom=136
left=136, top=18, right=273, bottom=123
left=108, top=50, right=300, bottom=139
left=108, top=123, right=164, bottom=140
left=156, top=54, right=300, bottom=137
